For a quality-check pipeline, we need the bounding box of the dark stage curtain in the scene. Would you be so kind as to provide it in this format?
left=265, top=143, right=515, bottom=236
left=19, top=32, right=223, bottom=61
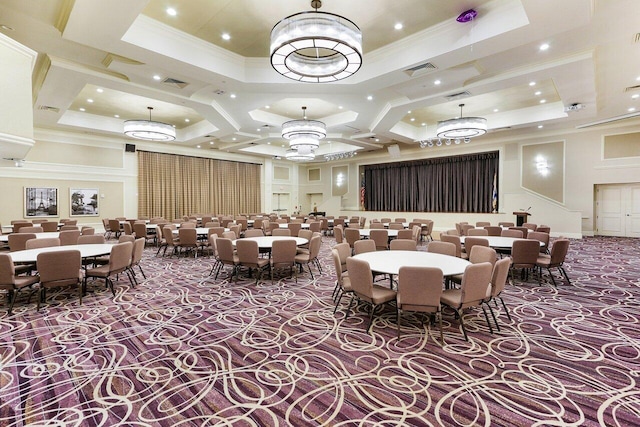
left=363, top=151, right=499, bottom=213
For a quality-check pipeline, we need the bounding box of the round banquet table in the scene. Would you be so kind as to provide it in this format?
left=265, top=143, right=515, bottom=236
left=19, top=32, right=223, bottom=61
left=9, top=244, right=114, bottom=264
left=460, top=236, right=544, bottom=249
left=278, top=223, right=310, bottom=229
left=352, top=250, right=470, bottom=276
left=358, top=229, right=399, bottom=238
left=0, top=232, right=60, bottom=243
left=232, top=236, right=308, bottom=249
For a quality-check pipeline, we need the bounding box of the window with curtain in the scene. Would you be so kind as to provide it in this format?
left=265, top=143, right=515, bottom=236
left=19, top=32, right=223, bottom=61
left=363, top=151, right=499, bottom=213
left=138, top=151, right=261, bottom=219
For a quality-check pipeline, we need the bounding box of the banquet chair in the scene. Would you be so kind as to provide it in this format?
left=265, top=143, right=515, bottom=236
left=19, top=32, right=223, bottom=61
left=0, top=253, right=39, bottom=314
left=344, top=257, right=397, bottom=333
left=287, top=222, right=302, bottom=236
left=440, top=262, right=494, bottom=341
left=411, top=225, right=422, bottom=243
left=421, top=220, right=434, bottom=242
left=439, top=234, right=463, bottom=258
left=427, top=241, right=456, bottom=257
left=294, top=235, right=322, bottom=279
left=180, top=221, right=196, bottom=229
left=390, top=239, right=417, bottom=251
left=332, top=248, right=352, bottom=313
left=536, top=225, right=551, bottom=234
left=122, top=222, right=134, bottom=235
left=334, top=225, right=344, bottom=244
left=60, top=225, right=79, bottom=231
left=296, top=229, right=313, bottom=254
left=509, top=227, right=529, bottom=238
left=483, top=257, right=512, bottom=331
left=128, top=238, right=146, bottom=284
left=132, top=223, right=154, bottom=246
left=354, top=239, right=376, bottom=255
left=119, top=235, right=135, bottom=244
left=80, top=227, right=95, bottom=235
left=77, top=235, right=105, bottom=244
left=270, top=239, right=297, bottom=284
left=244, top=229, right=265, bottom=238
left=41, top=221, right=59, bottom=232
left=36, top=249, right=83, bottom=311
left=13, top=222, right=32, bottom=233
left=369, top=229, right=389, bottom=251
left=498, top=222, right=514, bottom=227
left=8, top=233, right=37, bottom=252
left=522, top=223, right=537, bottom=231
left=108, top=219, right=122, bottom=239
left=161, top=227, right=179, bottom=257
left=222, top=231, right=237, bottom=240
left=209, top=227, right=225, bottom=238
left=213, top=238, right=239, bottom=280
left=272, top=228, right=291, bottom=236
left=84, top=241, right=134, bottom=296
left=64, top=220, right=78, bottom=226
left=467, top=228, right=489, bottom=236
left=484, top=226, right=502, bottom=236
left=396, top=266, right=444, bottom=343
left=308, top=221, right=321, bottom=233
left=388, top=223, right=404, bottom=230
left=536, top=239, right=570, bottom=286
left=380, top=218, right=391, bottom=224
left=475, top=222, right=491, bottom=227
left=370, top=222, right=384, bottom=229
left=236, top=239, right=269, bottom=284
left=501, top=229, right=523, bottom=238
left=527, top=231, right=550, bottom=254
left=344, top=228, right=360, bottom=253
left=450, top=246, right=497, bottom=287
left=396, top=229, right=413, bottom=240
left=176, top=228, right=199, bottom=258
left=334, top=242, right=350, bottom=275
left=462, top=238, right=490, bottom=259
left=460, top=224, right=475, bottom=236
left=25, top=238, right=60, bottom=249
left=510, top=239, right=541, bottom=283
left=59, top=230, right=81, bottom=246
left=19, top=226, right=43, bottom=234
left=32, top=219, right=48, bottom=224
left=394, top=218, right=406, bottom=223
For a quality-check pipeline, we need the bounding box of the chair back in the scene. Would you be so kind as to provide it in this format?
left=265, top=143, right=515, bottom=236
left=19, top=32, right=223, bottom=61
left=131, top=238, right=145, bottom=266
left=536, top=225, right=551, bottom=234
left=459, top=262, right=493, bottom=308
left=60, top=225, right=79, bottom=231
left=389, top=239, right=417, bottom=251
left=388, top=222, right=404, bottom=230
left=26, top=238, right=60, bottom=249
left=467, top=228, right=488, bottom=236
left=272, top=228, right=291, bottom=236
left=489, top=257, right=511, bottom=298
left=119, top=234, right=135, bottom=244
left=427, top=241, right=456, bottom=256
left=59, top=230, right=81, bottom=246
left=344, top=228, right=360, bottom=248
left=369, top=229, right=388, bottom=250
left=78, top=235, right=106, bottom=244
left=222, top=231, right=237, bottom=240
left=298, top=229, right=313, bottom=240
left=271, top=239, right=297, bottom=267
left=236, top=239, right=259, bottom=264
left=19, top=226, right=43, bottom=233
left=501, top=229, right=523, bottom=238
left=109, top=242, right=134, bottom=273
left=334, top=242, right=350, bottom=273
left=133, top=223, right=147, bottom=238
left=37, top=250, right=82, bottom=288
left=13, top=222, right=32, bottom=233
left=244, top=229, right=265, bottom=238
left=498, top=222, right=514, bottom=227
left=8, top=233, right=37, bottom=251
left=331, top=249, right=345, bottom=284
left=460, top=224, right=475, bottom=236
left=308, top=235, right=322, bottom=260
left=122, top=222, right=133, bottom=235
left=108, top=219, right=121, bottom=234
left=346, top=257, right=374, bottom=300
left=380, top=218, right=391, bottom=224
left=468, top=245, right=497, bottom=266
left=81, top=227, right=95, bottom=235
left=370, top=222, right=384, bottom=229
left=522, top=223, right=537, bottom=231
left=334, top=226, right=344, bottom=243
left=287, top=223, right=302, bottom=235
left=180, top=221, right=196, bottom=229
left=309, top=221, right=321, bottom=233
left=509, top=226, right=529, bottom=238
left=475, top=221, right=491, bottom=227
left=397, top=266, right=443, bottom=312
left=64, top=219, right=78, bottom=226
left=229, top=224, right=242, bottom=237
left=484, top=226, right=502, bottom=236
left=354, top=239, right=376, bottom=254
left=178, top=228, right=197, bottom=245
left=463, top=237, right=489, bottom=258
left=394, top=218, right=406, bottom=223
left=397, top=229, right=413, bottom=240
left=440, top=234, right=462, bottom=257
left=236, top=219, right=248, bottom=231
left=549, top=239, right=570, bottom=266
left=216, top=238, right=236, bottom=263
left=0, top=253, right=17, bottom=285
left=511, top=239, right=541, bottom=268
left=527, top=231, right=550, bottom=252
left=41, top=221, right=59, bottom=232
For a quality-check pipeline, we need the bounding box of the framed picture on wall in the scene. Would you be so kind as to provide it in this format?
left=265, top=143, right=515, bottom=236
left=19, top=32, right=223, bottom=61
left=70, top=188, right=99, bottom=216
left=24, top=187, right=59, bottom=217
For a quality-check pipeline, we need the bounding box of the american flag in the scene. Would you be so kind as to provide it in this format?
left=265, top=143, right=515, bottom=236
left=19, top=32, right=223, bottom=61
left=360, top=177, right=366, bottom=210
left=491, top=171, right=498, bottom=212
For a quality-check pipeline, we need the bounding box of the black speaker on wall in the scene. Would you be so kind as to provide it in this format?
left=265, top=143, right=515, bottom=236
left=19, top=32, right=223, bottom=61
left=125, top=143, right=136, bottom=153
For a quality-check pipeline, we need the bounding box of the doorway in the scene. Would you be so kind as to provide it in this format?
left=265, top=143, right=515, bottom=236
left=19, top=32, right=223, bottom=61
left=595, top=183, right=640, bottom=237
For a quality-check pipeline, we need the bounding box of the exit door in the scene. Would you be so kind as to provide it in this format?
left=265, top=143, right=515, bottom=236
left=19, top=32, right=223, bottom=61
left=595, top=183, right=640, bottom=237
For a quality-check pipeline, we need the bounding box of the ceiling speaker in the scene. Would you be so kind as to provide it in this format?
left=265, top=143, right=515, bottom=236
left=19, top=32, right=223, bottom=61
left=125, top=143, right=136, bottom=153
left=387, top=144, right=401, bottom=158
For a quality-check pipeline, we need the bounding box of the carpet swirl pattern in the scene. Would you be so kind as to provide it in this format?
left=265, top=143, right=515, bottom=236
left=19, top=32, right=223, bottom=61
left=0, top=236, right=639, bottom=426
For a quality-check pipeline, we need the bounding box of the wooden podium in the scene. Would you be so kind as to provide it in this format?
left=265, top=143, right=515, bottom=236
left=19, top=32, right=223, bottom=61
left=513, top=211, right=531, bottom=227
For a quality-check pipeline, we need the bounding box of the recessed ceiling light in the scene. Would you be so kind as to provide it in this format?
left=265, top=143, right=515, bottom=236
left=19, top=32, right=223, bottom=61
left=367, top=95, right=373, bottom=101
left=265, top=105, right=270, bottom=109
left=153, top=75, right=161, bottom=81
left=540, top=99, right=546, bottom=104
left=538, top=125, right=544, bottom=129
left=493, top=108, right=499, bottom=112
left=394, top=23, right=403, bottom=30
left=410, top=118, right=415, bottom=122
left=87, top=99, right=93, bottom=103
left=230, top=93, right=236, bottom=99
left=79, top=108, right=85, bottom=112
left=209, top=141, right=214, bottom=145
left=166, top=7, right=177, bottom=16
left=529, top=81, right=536, bottom=86
left=632, top=94, right=639, bottom=99
left=96, top=88, right=103, bottom=93
left=232, top=137, right=237, bottom=141
left=628, top=107, right=636, bottom=112
left=539, top=43, right=550, bottom=51
left=421, top=123, right=426, bottom=126
left=221, top=33, right=231, bottom=41
left=407, top=110, right=412, bottom=114
left=267, top=142, right=271, bottom=145
left=196, top=145, right=201, bottom=148
left=185, top=119, right=190, bottom=123
left=0, top=24, right=15, bottom=31
left=338, top=106, right=343, bottom=109
left=114, top=114, right=119, bottom=118
left=535, top=91, right=542, bottom=96
left=636, top=76, right=640, bottom=81
left=375, top=138, right=380, bottom=142
left=434, top=80, right=441, bottom=85
left=281, top=144, right=285, bottom=147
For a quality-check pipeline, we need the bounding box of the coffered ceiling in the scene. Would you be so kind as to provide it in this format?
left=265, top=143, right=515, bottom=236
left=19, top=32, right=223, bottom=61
left=1, top=0, right=639, bottom=162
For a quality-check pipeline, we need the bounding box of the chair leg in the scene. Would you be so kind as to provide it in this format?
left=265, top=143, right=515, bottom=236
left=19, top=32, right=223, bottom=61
left=344, top=295, right=355, bottom=320
left=138, top=265, right=146, bottom=279
left=560, top=266, right=570, bottom=284
left=498, top=297, right=512, bottom=321
left=396, top=307, right=402, bottom=339
left=106, top=277, right=115, bottom=296
left=7, top=290, right=16, bottom=315
left=480, top=304, right=494, bottom=334
left=438, top=311, right=444, bottom=345
left=365, top=303, right=377, bottom=332
left=546, top=268, right=557, bottom=286
left=485, top=302, right=500, bottom=332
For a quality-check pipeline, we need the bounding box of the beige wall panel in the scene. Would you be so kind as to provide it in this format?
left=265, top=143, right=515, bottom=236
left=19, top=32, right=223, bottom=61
left=603, top=132, right=640, bottom=159
left=25, top=140, right=123, bottom=168
left=0, top=178, right=123, bottom=223
left=332, top=166, right=349, bottom=197
left=522, top=141, right=564, bottom=203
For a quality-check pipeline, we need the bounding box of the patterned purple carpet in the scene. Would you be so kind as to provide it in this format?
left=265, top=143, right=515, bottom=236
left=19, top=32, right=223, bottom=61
left=1, top=236, right=639, bottom=426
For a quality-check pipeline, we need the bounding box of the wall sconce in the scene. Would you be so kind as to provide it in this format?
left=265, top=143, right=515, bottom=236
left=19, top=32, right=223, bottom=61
left=336, top=172, right=345, bottom=187
left=536, top=156, right=549, bottom=176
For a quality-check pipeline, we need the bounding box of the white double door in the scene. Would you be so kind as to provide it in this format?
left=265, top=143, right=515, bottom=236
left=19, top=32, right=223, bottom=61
left=596, top=183, right=640, bottom=237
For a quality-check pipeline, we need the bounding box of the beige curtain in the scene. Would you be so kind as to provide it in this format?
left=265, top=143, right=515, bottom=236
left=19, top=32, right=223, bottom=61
left=138, top=151, right=261, bottom=219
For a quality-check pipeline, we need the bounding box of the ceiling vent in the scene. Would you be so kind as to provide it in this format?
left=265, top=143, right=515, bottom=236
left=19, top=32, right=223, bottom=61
left=444, top=91, right=471, bottom=101
left=624, top=84, right=640, bottom=92
left=213, top=89, right=226, bottom=95
left=403, top=62, right=437, bottom=77
left=38, top=105, right=60, bottom=112
left=162, top=77, right=189, bottom=89
left=564, top=103, right=585, bottom=112
left=490, top=126, right=512, bottom=132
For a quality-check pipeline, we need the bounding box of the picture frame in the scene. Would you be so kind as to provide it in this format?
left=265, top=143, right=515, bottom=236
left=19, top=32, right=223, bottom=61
left=70, top=188, right=99, bottom=216
left=24, top=187, right=59, bottom=217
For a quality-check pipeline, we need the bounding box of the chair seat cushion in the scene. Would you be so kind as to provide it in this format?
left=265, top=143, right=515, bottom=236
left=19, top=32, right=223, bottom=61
left=440, top=289, right=462, bottom=307
left=294, top=254, right=310, bottom=263
left=12, top=275, right=40, bottom=289
left=370, top=285, right=397, bottom=304
left=86, top=265, right=110, bottom=277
